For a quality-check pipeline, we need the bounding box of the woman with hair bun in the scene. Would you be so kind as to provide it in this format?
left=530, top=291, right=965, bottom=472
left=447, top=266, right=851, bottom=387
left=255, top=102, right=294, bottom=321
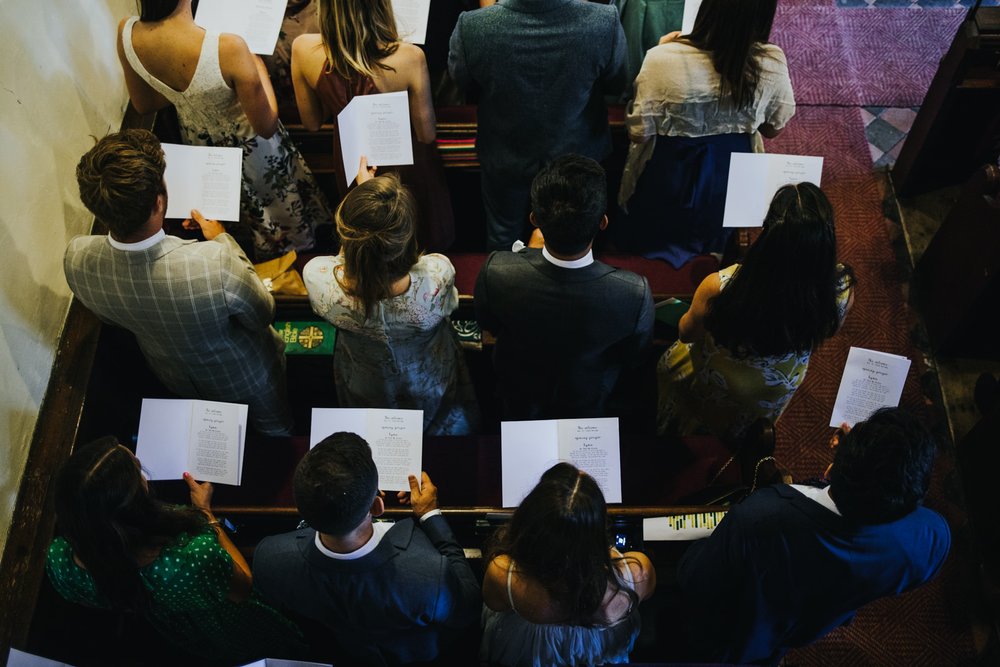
left=481, top=462, right=656, bottom=667
left=658, top=183, right=855, bottom=440
left=46, top=437, right=304, bottom=663
left=303, top=167, right=478, bottom=435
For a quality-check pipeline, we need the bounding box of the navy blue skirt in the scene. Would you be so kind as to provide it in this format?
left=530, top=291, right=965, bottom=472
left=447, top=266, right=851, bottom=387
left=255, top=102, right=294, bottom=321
left=615, top=133, right=753, bottom=268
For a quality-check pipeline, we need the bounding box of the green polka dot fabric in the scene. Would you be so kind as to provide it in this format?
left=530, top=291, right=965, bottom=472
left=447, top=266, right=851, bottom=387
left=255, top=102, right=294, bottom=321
left=46, top=530, right=304, bottom=662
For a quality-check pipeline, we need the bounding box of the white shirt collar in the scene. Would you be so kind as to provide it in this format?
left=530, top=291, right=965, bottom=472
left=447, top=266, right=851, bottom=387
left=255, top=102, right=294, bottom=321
left=790, top=484, right=842, bottom=516
left=314, top=521, right=393, bottom=560
left=542, top=246, right=594, bottom=269
left=107, top=229, right=166, bottom=252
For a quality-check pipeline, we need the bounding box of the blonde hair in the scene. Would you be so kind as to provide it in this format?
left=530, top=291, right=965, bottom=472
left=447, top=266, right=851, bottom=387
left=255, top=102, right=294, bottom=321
left=317, top=0, right=400, bottom=79
left=336, top=174, right=419, bottom=319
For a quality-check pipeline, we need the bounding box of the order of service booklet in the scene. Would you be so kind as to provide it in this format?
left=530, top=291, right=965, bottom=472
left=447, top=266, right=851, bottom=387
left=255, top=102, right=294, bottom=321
left=722, top=152, right=824, bottom=228
left=500, top=417, right=622, bottom=507
left=194, top=0, right=286, bottom=55
left=829, top=346, right=911, bottom=427
left=310, top=408, right=423, bottom=491
left=337, top=91, right=414, bottom=187
left=136, top=398, right=247, bottom=486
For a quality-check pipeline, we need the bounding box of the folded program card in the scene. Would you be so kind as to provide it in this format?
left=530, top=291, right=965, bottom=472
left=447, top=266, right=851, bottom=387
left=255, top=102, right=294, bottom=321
left=501, top=418, right=622, bottom=507
left=829, top=347, right=911, bottom=427
left=723, top=153, right=823, bottom=228
left=195, top=0, right=286, bottom=55
left=337, top=91, right=414, bottom=187
left=392, top=0, right=431, bottom=45
left=161, top=143, right=242, bottom=222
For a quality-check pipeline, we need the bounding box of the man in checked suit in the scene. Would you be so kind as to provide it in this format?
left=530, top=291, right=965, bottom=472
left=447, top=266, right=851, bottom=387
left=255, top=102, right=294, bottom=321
left=475, top=155, right=654, bottom=420
left=65, top=129, right=292, bottom=435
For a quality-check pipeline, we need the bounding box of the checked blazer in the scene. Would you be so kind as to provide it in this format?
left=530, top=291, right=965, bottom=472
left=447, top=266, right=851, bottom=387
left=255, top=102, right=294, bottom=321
left=64, top=232, right=291, bottom=435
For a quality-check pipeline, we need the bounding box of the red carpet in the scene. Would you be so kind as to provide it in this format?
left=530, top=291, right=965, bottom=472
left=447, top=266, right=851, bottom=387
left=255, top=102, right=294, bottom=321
left=760, top=99, right=979, bottom=666
left=772, top=6, right=966, bottom=106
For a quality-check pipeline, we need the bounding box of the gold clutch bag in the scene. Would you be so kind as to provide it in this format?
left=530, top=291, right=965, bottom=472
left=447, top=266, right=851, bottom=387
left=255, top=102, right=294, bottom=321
left=253, top=250, right=308, bottom=296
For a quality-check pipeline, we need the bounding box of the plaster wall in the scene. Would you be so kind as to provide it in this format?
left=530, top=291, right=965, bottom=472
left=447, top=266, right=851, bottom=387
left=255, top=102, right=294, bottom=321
left=0, top=0, right=135, bottom=554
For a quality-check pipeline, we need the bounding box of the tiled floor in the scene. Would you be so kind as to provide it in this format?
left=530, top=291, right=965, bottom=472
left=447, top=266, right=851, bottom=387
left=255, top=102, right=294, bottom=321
left=861, top=106, right=919, bottom=168
left=838, top=0, right=997, bottom=7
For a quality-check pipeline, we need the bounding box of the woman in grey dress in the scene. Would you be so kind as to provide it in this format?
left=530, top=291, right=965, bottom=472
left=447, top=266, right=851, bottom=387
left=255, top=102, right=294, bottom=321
left=303, top=168, right=479, bottom=435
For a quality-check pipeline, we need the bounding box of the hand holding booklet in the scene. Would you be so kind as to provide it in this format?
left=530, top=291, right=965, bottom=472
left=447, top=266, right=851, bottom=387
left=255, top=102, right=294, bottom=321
left=337, top=91, right=414, bottom=187
left=829, top=346, right=911, bottom=427
left=136, top=398, right=248, bottom=486
left=161, top=143, right=242, bottom=222
left=501, top=418, right=622, bottom=507
left=310, top=408, right=423, bottom=491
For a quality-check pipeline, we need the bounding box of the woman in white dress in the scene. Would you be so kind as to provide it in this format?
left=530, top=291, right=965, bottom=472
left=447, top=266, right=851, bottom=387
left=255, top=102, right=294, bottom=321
left=303, top=166, right=479, bottom=435
left=117, top=0, right=330, bottom=261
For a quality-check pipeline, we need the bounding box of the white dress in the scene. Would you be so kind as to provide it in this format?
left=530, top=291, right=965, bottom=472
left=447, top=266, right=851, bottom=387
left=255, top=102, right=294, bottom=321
left=122, top=17, right=330, bottom=260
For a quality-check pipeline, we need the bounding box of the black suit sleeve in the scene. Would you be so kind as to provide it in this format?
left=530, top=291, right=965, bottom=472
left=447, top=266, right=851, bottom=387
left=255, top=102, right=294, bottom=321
left=624, top=277, right=655, bottom=366
left=420, top=514, right=482, bottom=628
left=474, top=251, right=501, bottom=335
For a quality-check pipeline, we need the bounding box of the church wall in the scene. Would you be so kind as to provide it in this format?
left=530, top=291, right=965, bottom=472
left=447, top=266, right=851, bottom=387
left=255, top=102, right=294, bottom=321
left=0, top=0, right=134, bottom=554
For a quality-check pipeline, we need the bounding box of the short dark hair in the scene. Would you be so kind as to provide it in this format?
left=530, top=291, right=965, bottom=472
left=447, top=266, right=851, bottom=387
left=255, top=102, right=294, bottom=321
left=829, top=408, right=937, bottom=524
left=293, top=432, right=378, bottom=535
left=530, top=155, right=607, bottom=256
left=76, top=129, right=166, bottom=239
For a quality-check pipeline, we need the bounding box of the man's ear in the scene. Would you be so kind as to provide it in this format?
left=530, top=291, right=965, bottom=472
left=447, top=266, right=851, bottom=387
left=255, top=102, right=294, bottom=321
left=153, top=192, right=167, bottom=217
left=599, top=214, right=609, bottom=231
left=370, top=495, right=385, bottom=518
left=529, top=211, right=540, bottom=229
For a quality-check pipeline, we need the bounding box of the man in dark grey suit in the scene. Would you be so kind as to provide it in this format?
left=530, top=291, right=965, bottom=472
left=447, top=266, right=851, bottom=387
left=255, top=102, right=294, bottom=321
left=475, top=155, right=654, bottom=420
left=253, top=432, right=480, bottom=666
left=448, top=0, right=628, bottom=249
left=65, top=130, right=291, bottom=435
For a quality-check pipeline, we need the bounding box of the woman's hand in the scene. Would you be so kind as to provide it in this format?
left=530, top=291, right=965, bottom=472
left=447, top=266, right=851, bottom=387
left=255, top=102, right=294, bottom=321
left=659, top=31, right=682, bottom=45
left=356, top=155, right=378, bottom=185
left=183, top=472, right=214, bottom=513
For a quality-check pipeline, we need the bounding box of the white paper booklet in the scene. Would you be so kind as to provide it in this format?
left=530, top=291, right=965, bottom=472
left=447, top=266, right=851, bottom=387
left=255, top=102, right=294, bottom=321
left=337, top=91, right=414, bottom=187
left=829, top=347, right=911, bottom=427
left=310, top=408, right=423, bottom=491
left=722, top=153, right=824, bottom=228
left=682, top=0, right=702, bottom=34
left=238, top=660, right=332, bottom=667
left=136, top=398, right=248, bottom=486
left=7, top=649, right=76, bottom=667
left=161, top=143, right=242, bottom=221
left=392, top=0, right=431, bottom=45
left=194, top=0, right=286, bottom=55
left=501, top=418, right=622, bottom=507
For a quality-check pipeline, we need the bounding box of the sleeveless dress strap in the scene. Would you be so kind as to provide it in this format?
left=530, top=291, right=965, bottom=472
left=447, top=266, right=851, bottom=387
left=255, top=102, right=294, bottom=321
left=506, top=561, right=519, bottom=615
left=120, top=17, right=213, bottom=101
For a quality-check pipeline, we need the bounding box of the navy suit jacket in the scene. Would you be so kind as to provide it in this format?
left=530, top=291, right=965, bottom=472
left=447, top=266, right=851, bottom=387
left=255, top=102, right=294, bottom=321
left=448, top=0, right=627, bottom=177
left=676, top=484, right=951, bottom=665
left=475, top=248, right=654, bottom=419
left=252, top=517, right=480, bottom=666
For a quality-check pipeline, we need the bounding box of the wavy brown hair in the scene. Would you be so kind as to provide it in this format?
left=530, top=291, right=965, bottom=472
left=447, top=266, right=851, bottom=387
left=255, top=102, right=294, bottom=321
left=336, top=174, right=420, bottom=319
left=317, top=0, right=399, bottom=79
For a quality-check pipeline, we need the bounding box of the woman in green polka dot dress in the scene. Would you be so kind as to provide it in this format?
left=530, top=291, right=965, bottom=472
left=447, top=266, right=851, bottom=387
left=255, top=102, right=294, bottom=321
left=45, top=436, right=305, bottom=663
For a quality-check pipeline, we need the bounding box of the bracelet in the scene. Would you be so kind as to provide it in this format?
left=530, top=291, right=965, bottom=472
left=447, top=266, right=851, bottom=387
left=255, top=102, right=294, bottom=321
left=206, top=519, right=222, bottom=527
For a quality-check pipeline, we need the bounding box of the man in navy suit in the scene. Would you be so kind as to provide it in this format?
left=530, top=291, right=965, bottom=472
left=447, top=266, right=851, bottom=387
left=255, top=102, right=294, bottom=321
left=675, top=407, right=951, bottom=664
left=252, top=432, right=480, bottom=665
left=448, top=0, right=628, bottom=249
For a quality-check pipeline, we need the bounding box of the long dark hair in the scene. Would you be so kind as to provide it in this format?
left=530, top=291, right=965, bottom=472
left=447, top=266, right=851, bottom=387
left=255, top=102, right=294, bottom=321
left=335, top=174, right=420, bottom=319
left=683, top=0, right=779, bottom=110
left=487, top=463, right=636, bottom=625
left=53, top=437, right=207, bottom=611
left=139, top=0, right=199, bottom=21
left=705, top=183, right=854, bottom=357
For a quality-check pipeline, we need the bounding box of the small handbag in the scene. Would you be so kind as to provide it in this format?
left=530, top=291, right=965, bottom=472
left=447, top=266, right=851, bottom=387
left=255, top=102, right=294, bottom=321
left=253, top=250, right=308, bottom=296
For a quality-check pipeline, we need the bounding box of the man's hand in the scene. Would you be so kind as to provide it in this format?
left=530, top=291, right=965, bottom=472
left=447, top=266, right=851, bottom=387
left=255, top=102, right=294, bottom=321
left=659, top=31, right=682, bottom=45
left=527, top=228, right=545, bottom=249
left=407, top=471, right=438, bottom=519
left=183, top=471, right=214, bottom=512
left=356, top=155, right=377, bottom=185
left=182, top=209, right=226, bottom=241
left=823, top=423, right=851, bottom=479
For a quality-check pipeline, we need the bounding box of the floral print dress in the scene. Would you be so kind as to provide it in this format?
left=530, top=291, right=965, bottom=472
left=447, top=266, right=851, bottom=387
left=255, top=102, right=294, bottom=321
left=657, top=263, right=852, bottom=440
left=304, top=253, right=480, bottom=435
left=122, top=17, right=330, bottom=261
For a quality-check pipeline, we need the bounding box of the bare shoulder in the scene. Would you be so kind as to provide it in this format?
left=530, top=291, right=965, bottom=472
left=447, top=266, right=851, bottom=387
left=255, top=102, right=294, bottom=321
left=218, top=32, right=251, bottom=59
left=620, top=550, right=656, bottom=600
left=383, top=42, right=426, bottom=74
